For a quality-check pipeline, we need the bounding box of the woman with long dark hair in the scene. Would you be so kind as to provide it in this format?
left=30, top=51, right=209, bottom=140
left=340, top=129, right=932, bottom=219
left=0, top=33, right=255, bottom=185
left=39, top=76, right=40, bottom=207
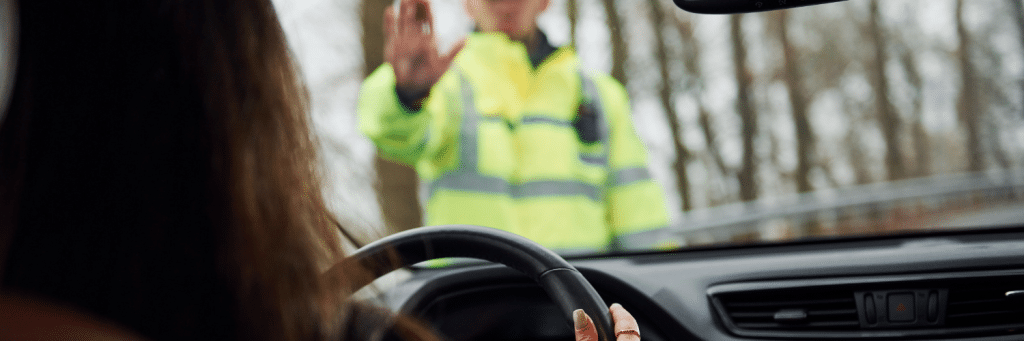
left=0, top=1, right=638, bottom=340
left=0, top=0, right=369, bottom=339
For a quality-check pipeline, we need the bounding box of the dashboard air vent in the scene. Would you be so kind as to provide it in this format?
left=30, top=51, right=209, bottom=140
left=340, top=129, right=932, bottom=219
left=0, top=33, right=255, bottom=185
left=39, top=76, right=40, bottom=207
left=715, top=288, right=859, bottom=331
left=946, top=277, right=1024, bottom=330
left=711, top=270, right=1024, bottom=339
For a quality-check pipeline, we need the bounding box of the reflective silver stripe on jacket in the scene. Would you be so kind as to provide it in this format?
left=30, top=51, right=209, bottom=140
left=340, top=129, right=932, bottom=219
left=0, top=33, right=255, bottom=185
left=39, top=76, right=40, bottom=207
left=609, top=167, right=654, bottom=187
left=427, top=71, right=611, bottom=203
left=521, top=115, right=572, bottom=127
left=459, top=72, right=481, bottom=171
left=428, top=174, right=603, bottom=202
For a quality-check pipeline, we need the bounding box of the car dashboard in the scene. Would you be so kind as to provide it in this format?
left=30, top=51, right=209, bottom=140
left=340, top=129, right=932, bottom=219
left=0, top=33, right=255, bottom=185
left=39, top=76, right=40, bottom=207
left=376, top=227, right=1024, bottom=341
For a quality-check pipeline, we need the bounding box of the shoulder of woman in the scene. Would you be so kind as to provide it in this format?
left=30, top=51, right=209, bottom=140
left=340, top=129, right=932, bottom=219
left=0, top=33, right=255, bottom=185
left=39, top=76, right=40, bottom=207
left=0, top=293, right=147, bottom=341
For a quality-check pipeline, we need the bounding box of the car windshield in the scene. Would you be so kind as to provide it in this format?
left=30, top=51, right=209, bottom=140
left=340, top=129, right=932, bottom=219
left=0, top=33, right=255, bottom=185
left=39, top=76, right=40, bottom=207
left=273, top=0, right=1024, bottom=255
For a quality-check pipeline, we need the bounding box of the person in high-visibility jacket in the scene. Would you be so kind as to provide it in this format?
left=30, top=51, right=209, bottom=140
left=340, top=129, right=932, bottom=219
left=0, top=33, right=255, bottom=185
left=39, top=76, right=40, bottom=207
left=358, top=0, right=670, bottom=254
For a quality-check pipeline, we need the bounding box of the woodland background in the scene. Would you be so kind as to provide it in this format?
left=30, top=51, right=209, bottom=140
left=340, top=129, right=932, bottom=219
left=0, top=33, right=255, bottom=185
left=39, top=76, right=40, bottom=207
left=271, top=0, right=1024, bottom=247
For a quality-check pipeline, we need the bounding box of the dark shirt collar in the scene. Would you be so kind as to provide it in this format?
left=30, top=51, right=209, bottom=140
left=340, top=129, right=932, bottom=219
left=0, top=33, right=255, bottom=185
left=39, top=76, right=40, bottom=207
left=527, top=30, right=558, bottom=69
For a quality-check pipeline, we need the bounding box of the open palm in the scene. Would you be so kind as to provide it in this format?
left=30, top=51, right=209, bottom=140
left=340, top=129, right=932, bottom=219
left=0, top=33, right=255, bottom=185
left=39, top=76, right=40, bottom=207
left=384, top=0, right=464, bottom=101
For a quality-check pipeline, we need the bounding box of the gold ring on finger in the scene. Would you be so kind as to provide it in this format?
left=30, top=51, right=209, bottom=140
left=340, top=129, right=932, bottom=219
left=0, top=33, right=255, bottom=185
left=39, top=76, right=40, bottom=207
left=615, top=328, right=640, bottom=338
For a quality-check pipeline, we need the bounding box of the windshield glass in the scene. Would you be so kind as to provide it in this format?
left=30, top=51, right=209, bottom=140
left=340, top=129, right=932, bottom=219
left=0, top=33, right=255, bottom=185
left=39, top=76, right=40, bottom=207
left=274, top=0, right=1024, bottom=255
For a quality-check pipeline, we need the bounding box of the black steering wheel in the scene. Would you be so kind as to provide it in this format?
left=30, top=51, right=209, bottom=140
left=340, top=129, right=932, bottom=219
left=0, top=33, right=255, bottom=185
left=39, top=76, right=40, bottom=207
left=346, top=225, right=616, bottom=341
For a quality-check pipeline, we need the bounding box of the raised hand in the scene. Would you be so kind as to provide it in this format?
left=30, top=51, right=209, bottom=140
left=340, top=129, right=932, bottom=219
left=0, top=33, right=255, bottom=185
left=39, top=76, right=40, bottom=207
left=384, top=0, right=465, bottom=102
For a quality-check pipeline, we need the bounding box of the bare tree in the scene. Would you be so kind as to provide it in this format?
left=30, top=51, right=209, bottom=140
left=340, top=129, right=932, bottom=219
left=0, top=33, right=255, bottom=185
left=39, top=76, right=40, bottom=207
left=868, top=0, right=906, bottom=180
left=602, top=0, right=628, bottom=86
left=567, top=0, right=578, bottom=48
left=650, top=0, right=692, bottom=211
left=361, top=0, right=386, bottom=76
left=966, top=3, right=1019, bottom=170
left=1010, top=0, right=1024, bottom=115
left=898, top=49, right=932, bottom=177
left=362, top=0, right=423, bottom=233
left=731, top=14, right=758, bottom=202
left=955, top=0, right=984, bottom=172
left=776, top=11, right=815, bottom=193
left=845, top=121, right=873, bottom=185
left=1013, top=0, right=1024, bottom=55
left=676, top=14, right=730, bottom=186
left=674, top=13, right=735, bottom=206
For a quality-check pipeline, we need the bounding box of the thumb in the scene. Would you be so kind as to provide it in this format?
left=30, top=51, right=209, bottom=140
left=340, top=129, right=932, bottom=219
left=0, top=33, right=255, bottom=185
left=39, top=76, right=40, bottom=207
left=573, top=309, right=599, bottom=341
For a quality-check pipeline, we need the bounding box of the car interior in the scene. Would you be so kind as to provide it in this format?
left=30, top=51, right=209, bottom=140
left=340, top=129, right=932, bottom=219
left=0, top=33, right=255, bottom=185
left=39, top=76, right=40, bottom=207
left=363, top=225, right=1024, bottom=341
left=338, top=0, right=1024, bottom=340
left=4, top=0, right=1024, bottom=340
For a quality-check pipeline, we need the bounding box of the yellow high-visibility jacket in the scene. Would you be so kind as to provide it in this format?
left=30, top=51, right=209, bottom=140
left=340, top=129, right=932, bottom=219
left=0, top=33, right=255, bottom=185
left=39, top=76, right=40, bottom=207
left=358, top=32, right=669, bottom=254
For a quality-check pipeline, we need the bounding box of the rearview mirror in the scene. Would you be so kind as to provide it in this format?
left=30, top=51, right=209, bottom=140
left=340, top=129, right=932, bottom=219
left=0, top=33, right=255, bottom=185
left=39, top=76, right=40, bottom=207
left=673, top=0, right=847, bottom=14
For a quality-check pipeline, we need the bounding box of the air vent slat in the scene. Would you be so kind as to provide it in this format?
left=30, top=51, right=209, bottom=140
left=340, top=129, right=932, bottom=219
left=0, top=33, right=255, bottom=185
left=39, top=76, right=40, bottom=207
left=808, top=309, right=857, bottom=317
left=948, top=298, right=1005, bottom=306
left=717, top=289, right=860, bottom=333
left=728, top=312, right=774, bottom=318
left=724, top=298, right=853, bottom=308
left=734, top=322, right=779, bottom=329
left=947, top=310, right=1022, bottom=319
left=735, top=321, right=861, bottom=329
left=808, top=321, right=861, bottom=328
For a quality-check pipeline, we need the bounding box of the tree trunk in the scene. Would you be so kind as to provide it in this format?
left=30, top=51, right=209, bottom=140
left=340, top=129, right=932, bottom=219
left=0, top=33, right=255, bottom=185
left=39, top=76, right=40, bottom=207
left=649, top=0, right=691, bottom=212
left=731, top=14, right=758, bottom=202
left=676, top=15, right=730, bottom=181
left=567, top=0, right=578, bottom=49
left=361, top=0, right=386, bottom=77
left=956, top=0, right=984, bottom=172
left=846, top=130, right=873, bottom=185
left=602, top=0, right=628, bottom=86
left=372, top=158, right=423, bottom=233
left=1010, top=0, right=1024, bottom=117
left=777, top=11, right=815, bottom=193
left=362, top=0, right=423, bottom=233
left=868, top=0, right=906, bottom=181
left=899, top=51, right=931, bottom=177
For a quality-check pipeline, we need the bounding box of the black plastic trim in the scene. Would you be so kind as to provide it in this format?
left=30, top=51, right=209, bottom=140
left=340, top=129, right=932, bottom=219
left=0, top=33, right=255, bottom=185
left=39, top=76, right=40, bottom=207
left=398, top=264, right=702, bottom=341
left=671, top=0, right=846, bottom=14
left=708, top=268, right=1024, bottom=339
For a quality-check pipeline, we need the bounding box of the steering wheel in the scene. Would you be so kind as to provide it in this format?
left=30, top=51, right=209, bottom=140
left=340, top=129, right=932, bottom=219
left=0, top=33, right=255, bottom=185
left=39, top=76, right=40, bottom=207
left=346, top=225, right=616, bottom=341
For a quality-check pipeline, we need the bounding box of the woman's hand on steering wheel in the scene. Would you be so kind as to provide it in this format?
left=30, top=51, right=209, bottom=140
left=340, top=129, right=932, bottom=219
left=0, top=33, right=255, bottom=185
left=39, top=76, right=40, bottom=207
left=574, top=303, right=640, bottom=341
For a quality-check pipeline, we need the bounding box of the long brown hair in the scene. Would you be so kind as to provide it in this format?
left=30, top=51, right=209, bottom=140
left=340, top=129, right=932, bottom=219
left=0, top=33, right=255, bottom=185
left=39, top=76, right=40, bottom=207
left=0, top=1, right=419, bottom=340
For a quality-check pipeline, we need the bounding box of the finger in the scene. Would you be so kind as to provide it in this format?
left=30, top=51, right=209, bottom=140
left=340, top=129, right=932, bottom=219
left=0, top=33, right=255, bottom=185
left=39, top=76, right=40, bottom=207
left=573, top=309, right=599, bottom=341
left=417, top=0, right=434, bottom=36
left=609, top=303, right=641, bottom=341
left=399, top=0, right=415, bottom=36
left=383, top=5, right=396, bottom=40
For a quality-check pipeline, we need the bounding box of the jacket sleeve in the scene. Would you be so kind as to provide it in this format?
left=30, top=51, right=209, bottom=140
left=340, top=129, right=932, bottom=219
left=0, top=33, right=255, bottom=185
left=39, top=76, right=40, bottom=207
left=593, top=75, right=672, bottom=250
left=357, top=64, right=461, bottom=169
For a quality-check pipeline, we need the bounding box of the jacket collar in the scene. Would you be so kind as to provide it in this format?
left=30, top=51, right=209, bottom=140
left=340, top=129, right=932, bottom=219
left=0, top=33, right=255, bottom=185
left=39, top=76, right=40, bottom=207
left=469, top=28, right=559, bottom=69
